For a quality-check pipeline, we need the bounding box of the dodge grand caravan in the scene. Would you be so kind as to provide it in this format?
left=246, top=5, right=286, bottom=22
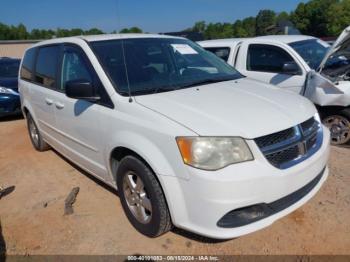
left=19, top=34, right=330, bottom=239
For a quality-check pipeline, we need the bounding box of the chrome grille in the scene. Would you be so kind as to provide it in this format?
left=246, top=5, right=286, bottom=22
left=255, top=117, right=322, bottom=169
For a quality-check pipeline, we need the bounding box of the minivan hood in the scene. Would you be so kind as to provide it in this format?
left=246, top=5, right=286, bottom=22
left=135, top=78, right=316, bottom=138
left=319, top=25, right=350, bottom=72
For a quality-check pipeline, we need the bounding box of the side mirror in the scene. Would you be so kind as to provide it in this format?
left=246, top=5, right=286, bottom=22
left=65, top=79, right=100, bottom=102
left=282, top=62, right=301, bottom=75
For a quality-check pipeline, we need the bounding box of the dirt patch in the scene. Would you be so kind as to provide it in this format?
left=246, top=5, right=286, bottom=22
left=0, top=118, right=350, bottom=255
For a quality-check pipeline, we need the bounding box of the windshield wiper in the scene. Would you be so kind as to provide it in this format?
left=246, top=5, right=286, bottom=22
left=152, top=85, right=179, bottom=94
left=118, top=77, right=238, bottom=96
left=119, top=86, right=179, bottom=96
left=179, top=77, right=237, bottom=89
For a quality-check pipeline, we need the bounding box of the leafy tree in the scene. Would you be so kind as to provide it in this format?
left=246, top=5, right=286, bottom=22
left=16, top=23, right=28, bottom=39
left=84, top=28, right=104, bottom=35
left=0, top=23, right=30, bottom=40
left=119, top=27, right=143, bottom=33
left=256, top=9, right=276, bottom=36
left=56, top=28, right=71, bottom=37
left=327, top=0, right=350, bottom=36
left=70, top=28, right=84, bottom=36
left=29, top=29, right=41, bottom=39
left=290, top=0, right=337, bottom=36
left=0, top=23, right=10, bottom=40
left=232, top=20, right=247, bottom=37
left=276, top=12, right=290, bottom=23
left=192, top=21, right=206, bottom=33
left=204, top=23, right=234, bottom=39
left=231, top=17, right=256, bottom=38
left=241, top=17, right=256, bottom=37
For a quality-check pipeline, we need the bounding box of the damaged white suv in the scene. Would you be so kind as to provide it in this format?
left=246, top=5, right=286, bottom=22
left=19, top=34, right=330, bottom=239
left=199, top=26, right=350, bottom=145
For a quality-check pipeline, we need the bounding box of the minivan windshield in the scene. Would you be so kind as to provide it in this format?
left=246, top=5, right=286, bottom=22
left=0, top=59, right=20, bottom=78
left=91, top=38, right=243, bottom=96
left=289, top=39, right=330, bottom=70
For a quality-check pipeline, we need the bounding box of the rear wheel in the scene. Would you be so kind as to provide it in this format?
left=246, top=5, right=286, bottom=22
left=322, top=110, right=350, bottom=145
left=27, top=113, right=50, bottom=151
left=117, top=155, right=172, bottom=237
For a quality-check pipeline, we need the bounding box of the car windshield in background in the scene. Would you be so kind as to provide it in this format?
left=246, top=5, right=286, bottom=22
left=0, top=59, right=20, bottom=78
left=91, top=38, right=242, bottom=96
left=289, top=39, right=330, bottom=70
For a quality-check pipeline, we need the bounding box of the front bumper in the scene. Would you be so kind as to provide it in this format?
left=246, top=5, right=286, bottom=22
left=0, top=94, right=21, bottom=117
left=159, top=126, right=330, bottom=239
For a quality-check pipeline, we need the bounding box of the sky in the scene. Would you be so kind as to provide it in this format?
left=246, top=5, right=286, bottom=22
left=1, top=0, right=308, bottom=33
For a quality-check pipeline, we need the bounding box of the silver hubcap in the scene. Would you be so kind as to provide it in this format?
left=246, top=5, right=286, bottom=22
left=123, top=171, right=152, bottom=224
left=29, top=118, right=39, bottom=146
left=323, top=115, right=350, bottom=145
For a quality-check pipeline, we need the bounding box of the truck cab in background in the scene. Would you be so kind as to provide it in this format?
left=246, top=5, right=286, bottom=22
left=199, top=26, right=350, bottom=145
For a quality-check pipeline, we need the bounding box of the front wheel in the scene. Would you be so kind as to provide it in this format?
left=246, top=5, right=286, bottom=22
left=322, top=111, right=350, bottom=145
left=117, top=156, right=172, bottom=237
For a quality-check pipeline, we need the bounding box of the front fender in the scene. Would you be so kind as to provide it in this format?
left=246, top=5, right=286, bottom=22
left=105, top=130, right=190, bottom=181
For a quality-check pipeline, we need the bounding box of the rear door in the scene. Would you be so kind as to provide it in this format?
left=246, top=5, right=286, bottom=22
left=51, top=44, right=113, bottom=180
left=236, top=41, right=306, bottom=93
left=28, top=45, right=62, bottom=145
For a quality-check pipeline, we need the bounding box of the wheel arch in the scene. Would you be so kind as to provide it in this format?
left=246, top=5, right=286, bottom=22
left=22, top=106, right=29, bottom=117
left=21, top=101, right=37, bottom=121
left=109, top=146, right=156, bottom=182
left=106, top=130, right=186, bottom=181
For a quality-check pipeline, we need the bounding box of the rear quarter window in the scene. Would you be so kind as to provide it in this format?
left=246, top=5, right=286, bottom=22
left=20, top=48, right=36, bottom=81
left=204, top=47, right=231, bottom=62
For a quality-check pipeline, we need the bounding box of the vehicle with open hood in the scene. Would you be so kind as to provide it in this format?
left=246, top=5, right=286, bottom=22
left=199, top=26, right=350, bottom=145
left=19, top=34, right=329, bottom=239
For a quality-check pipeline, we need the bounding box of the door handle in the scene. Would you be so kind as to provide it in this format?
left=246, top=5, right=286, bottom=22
left=55, top=102, right=65, bottom=109
left=45, top=98, right=53, bottom=105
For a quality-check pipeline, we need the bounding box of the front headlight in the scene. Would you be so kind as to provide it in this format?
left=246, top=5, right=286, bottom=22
left=0, top=86, right=19, bottom=96
left=0, top=86, right=12, bottom=94
left=176, top=137, right=253, bottom=170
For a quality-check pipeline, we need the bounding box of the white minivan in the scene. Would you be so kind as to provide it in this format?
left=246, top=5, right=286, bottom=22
left=199, top=26, right=350, bottom=145
left=19, top=34, right=330, bottom=239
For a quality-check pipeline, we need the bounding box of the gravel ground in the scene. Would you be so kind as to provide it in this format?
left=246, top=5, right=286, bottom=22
left=0, top=117, right=349, bottom=255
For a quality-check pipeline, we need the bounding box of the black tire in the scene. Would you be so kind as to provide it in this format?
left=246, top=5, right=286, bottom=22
left=322, top=108, right=350, bottom=145
left=26, top=113, right=50, bottom=151
left=117, top=155, right=172, bottom=237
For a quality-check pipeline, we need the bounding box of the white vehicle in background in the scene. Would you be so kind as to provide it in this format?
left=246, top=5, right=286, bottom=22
left=199, top=26, right=350, bottom=145
left=19, top=34, right=330, bottom=239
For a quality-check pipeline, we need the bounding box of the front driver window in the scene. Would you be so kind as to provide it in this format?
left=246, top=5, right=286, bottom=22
left=247, top=44, right=295, bottom=73
left=60, top=47, right=92, bottom=91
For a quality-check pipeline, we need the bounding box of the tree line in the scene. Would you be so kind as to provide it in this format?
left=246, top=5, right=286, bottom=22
left=1, top=0, right=350, bottom=41
left=0, top=23, right=143, bottom=40
left=189, top=0, right=350, bottom=39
